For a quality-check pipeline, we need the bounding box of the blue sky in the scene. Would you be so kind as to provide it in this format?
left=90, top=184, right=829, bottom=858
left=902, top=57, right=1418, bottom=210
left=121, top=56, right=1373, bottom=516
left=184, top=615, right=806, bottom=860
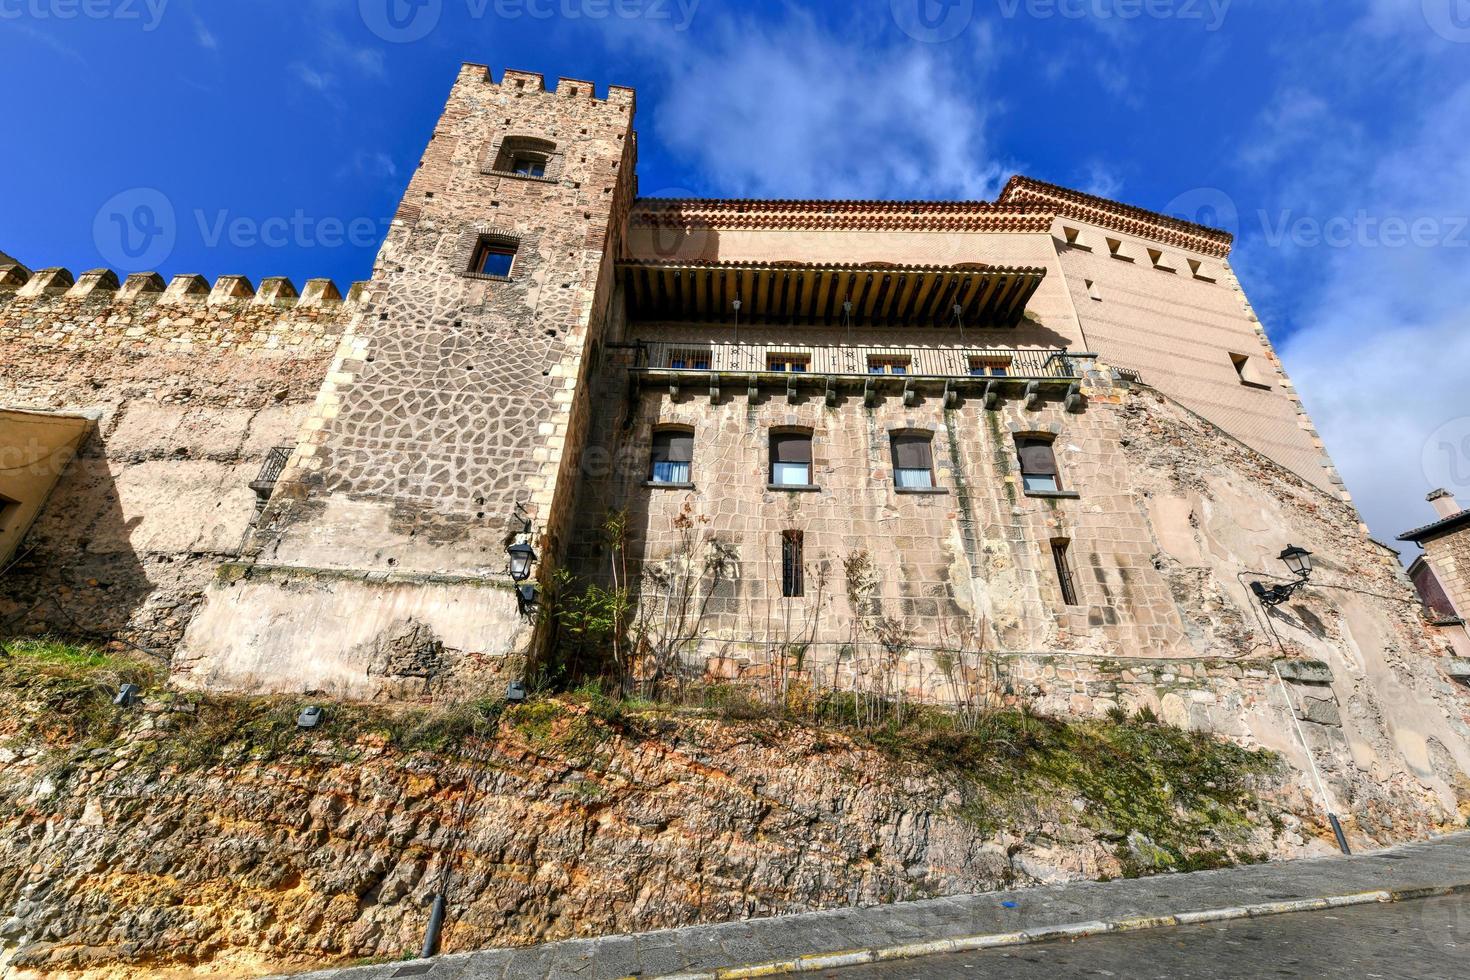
left=2, top=0, right=1468, bottom=548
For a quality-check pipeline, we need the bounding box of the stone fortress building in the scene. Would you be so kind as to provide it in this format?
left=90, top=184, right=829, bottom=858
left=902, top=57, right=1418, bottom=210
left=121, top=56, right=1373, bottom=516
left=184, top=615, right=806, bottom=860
left=4, top=64, right=1470, bottom=844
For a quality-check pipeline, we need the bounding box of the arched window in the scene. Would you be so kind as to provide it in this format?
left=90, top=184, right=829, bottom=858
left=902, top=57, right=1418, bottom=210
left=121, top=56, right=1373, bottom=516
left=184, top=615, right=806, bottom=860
left=649, top=427, right=693, bottom=485
left=1016, top=436, right=1061, bottom=493
left=491, top=136, right=557, bottom=179
left=891, top=431, right=934, bottom=490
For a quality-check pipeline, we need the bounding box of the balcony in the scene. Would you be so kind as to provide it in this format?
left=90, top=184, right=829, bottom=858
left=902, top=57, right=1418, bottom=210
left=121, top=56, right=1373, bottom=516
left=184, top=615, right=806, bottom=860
left=627, top=342, right=1094, bottom=408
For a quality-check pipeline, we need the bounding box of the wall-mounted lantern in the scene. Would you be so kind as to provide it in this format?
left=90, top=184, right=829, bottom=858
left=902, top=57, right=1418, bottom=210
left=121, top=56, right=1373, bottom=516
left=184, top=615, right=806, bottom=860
left=1251, top=545, right=1314, bottom=607
left=516, top=583, right=539, bottom=615
left=507, top=541, right=537, bottom=583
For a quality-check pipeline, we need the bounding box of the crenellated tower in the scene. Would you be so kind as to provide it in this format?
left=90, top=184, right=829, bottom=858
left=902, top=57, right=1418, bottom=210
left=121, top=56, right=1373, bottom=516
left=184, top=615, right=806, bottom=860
left=175, top=66, right=638, bottom=697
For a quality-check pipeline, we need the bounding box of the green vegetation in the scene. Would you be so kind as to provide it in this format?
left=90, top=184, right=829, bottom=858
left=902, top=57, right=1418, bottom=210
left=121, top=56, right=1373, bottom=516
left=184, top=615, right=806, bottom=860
left=1, top=638, right=1279, bottom=878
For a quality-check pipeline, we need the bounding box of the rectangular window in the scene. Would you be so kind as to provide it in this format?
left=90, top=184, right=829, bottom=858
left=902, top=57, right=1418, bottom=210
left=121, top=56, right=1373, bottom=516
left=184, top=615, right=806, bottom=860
left=1052, top=540, right=1079, bottom=606
left=1106, top=237, right=1133, bottom=262
left=969, top=357, right=1011, bottom=377
left=1085, top=279, right=1101, bottom=302
left=1017, top=437, right=1061, bottom=493
left=1062, top=226, right=1090, bottom=250
left=767, top=354, right=810, bottom=373
left=891, top=432, right=935, bottom=490
left=770, top=431, right=813, bottom=487
left=867, top=356, right=910, bottom=375
left=471, top=240, right=516, bottom=278
left=781, top=530, right=804, bottom=598
left=650, top=429, right=694, bottom=485
left=668, top=349, right=711, bottom=370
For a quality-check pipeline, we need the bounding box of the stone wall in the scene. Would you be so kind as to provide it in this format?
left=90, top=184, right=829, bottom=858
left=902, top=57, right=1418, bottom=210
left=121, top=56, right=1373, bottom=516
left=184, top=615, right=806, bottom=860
left=569, top=355, right=1470, bottom=827
left=0, top=270, right=355, bottom=649
left=174, top=66, right=638, bottom=698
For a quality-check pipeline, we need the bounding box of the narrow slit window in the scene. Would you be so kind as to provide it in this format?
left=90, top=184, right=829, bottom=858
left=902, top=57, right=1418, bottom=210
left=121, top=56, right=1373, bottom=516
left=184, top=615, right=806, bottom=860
left=781, top=530, right=805, bottom=598
left=892, top=432, right=935, bottom=490
left=1063, top=226, right=1089, bottom=250
left=650, top=428, right=693, bottom=485
left=1230, top=352, right=1270, bottom=389
left=470, top=239, right=516, bottom=278
left=1017, top=437, right=1061, bottom=494
left=1052, top=539, right=1079, bottom=606
left=770, top=431, right=813, bottom=487
left=1085, top=279, right=1101, bottom=301
left=1106, top=237, right=1132, bottom=262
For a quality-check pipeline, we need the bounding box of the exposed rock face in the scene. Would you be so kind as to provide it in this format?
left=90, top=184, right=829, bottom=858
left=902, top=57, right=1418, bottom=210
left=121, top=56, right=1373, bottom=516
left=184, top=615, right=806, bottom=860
left=0, top=691, right=1323, bottom=979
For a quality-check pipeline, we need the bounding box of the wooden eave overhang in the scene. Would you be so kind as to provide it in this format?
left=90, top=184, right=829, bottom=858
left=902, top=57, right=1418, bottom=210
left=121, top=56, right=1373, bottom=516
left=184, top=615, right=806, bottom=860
left=617, top=259, right=1047, bottom=328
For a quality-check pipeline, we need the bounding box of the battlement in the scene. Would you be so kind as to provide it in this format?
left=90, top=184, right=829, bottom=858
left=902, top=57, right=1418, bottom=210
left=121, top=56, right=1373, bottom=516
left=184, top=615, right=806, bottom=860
left=457, top=63, right=636, bottom=111
left=0, top=259, right=366, bottom=313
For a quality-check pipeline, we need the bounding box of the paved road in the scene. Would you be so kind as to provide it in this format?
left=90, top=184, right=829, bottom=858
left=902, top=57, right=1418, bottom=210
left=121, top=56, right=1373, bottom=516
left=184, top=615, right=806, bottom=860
left=822, top=893, right=1470, bottom=979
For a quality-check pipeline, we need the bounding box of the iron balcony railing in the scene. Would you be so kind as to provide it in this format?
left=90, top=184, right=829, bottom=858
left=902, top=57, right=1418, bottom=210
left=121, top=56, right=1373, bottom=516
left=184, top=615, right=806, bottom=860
left=631, top=342, right=1082, bottom=380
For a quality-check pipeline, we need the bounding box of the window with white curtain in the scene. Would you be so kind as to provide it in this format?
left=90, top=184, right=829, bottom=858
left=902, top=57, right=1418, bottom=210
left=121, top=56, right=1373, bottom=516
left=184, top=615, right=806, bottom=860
left=891, top=432, right=935, bottom=489
left=650, top=428, right=693, bottom=484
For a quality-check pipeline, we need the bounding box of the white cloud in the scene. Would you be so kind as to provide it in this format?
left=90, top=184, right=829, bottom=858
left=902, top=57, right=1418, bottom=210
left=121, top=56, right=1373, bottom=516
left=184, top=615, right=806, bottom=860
left=630, top=12, right=1009, bottom=200
left=193, top=14, right=218, bottom=50
left=1274, top=78, right=1470, bottom=547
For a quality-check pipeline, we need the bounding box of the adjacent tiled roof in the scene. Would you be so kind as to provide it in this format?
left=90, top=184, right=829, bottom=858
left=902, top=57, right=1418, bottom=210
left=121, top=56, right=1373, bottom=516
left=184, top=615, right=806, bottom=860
left=630, top=199, right=1054, bottom=233
left=1398, top=509, right=1470, bottom=543
left=997, top=175, right=1235, bottom=258
left=628, top=176, right=1237, bottom=256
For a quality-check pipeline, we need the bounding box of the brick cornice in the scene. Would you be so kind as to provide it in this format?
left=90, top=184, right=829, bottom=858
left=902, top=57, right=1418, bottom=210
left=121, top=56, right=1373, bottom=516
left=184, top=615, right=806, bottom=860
left=630, top=199, right=1055, bottom=234
left=998, top=175, right=1234, bottom=258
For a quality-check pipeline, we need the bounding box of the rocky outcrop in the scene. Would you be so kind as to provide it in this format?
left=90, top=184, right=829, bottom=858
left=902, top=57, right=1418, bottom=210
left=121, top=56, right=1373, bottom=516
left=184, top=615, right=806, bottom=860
left=0, top=672, right=1325, bottom=979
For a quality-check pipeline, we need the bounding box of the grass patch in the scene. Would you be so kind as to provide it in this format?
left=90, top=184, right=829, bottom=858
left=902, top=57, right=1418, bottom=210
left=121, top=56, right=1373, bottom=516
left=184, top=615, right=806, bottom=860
left=1, top=638, right=1280, bottom=877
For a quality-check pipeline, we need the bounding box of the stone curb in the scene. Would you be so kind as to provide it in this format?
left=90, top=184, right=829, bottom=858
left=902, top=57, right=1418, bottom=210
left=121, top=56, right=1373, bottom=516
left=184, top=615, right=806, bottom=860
left=637, top=883, right=1470, bottom=980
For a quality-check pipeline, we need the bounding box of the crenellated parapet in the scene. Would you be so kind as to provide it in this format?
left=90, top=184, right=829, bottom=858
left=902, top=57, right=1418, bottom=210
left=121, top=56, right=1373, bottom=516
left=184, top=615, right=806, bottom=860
left=0, top=258, right=369, bottom=360
left=0, top=261, right=365, bottom=309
